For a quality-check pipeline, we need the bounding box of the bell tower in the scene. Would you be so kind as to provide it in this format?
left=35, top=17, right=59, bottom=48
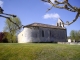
left=57, top=18, right=64, bottom=28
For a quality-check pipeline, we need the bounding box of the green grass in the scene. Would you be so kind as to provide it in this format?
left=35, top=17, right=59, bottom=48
left=0, top=43, right=80, bottom=60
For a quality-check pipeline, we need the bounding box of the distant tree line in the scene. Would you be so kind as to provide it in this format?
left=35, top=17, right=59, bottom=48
left=69, top=30, right=80, bottom=42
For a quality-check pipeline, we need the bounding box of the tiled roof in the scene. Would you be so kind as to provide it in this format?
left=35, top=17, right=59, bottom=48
left=23, top=23, right=66, bottom=29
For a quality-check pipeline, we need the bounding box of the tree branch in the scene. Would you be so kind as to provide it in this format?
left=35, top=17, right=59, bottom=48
left=42, top=0, right=80, bottom=26
left=0, top=15, right=23, bottom=29
left=64, top=13, right=79, bottom=25
left=3, top=13, right=16, bottom=17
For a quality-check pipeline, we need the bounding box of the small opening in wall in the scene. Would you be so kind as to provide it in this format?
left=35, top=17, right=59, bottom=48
left=60, top=22, right=61, bottom=27
left=42, top=30, right=44, bottom=37
left=35, top=34, right=37, bottom=37
left=22, top=34, right=23, bottom=36
left=50, top=31, right=51, bottom=37
left=57, top=23, right=59, bottom=26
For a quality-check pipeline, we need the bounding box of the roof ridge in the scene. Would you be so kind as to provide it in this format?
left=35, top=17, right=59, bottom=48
left=23, top=22, right=66, bottom=29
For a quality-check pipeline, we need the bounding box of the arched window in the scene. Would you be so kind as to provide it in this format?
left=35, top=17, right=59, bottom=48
left=42, top=30, right=44, bottom=37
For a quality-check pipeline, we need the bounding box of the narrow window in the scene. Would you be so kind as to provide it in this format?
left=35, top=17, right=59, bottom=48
left=50, top=31, right=51, bottom=37
left=57, top=23, right=59, bottom=26
left=60, top=22, right=61, bottom=27
left=42, top=30, right=44, bottom=37
left=35, top=33, right=37, bottom=38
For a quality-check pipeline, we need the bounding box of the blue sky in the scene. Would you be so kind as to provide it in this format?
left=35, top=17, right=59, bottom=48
left=0, top=0, right=80, bottom=36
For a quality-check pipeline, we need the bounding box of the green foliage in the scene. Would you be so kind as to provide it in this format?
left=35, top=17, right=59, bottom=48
left=2, top=32, right=17, bottom=43
left=3, top=17, right=22, bottom=43
left=0, top=43, right=80, bottom=60
left=70, top=30, right=80, bottom=41
left=2, top=32, right=8, bottom=43
left=70, top=30, right=76, bottom=40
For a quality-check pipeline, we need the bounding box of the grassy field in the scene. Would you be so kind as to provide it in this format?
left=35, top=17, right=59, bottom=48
left=0, top=43, right=80, bottom=60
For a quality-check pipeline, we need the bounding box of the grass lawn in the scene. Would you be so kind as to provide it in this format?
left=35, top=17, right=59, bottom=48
left=0, top=43, right=80, bottom=60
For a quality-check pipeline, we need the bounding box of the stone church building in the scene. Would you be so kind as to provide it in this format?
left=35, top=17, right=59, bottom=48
left=18, top=18, right=67, bottom=43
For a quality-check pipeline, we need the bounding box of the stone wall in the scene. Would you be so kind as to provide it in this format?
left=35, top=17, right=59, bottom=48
left=58, top=42, right=80, bottom=45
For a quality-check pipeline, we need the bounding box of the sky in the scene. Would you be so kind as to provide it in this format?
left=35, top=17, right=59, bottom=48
left=0, top=0, right=80, bottom=36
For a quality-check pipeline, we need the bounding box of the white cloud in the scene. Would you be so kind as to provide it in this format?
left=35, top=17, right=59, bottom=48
left=0, top=0, right=3, bottom=7
left=44, top=0, right=63, bottom=6
left=43, top=13, right=60, bottom=19
left=44, top=0, right=55, bottom=6
left=50, top=0, right=55, bottom=3
left=50, top=0, right=63, bottom=3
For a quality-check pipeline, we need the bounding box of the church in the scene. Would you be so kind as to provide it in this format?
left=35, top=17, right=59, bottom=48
left=18, top=18, right=67, bottom=43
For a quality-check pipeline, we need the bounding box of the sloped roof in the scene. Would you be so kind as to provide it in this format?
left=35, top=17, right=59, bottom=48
left=23, top=23, right=66, bottom=29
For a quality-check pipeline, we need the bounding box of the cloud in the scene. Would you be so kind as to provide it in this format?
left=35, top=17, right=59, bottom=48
left=44, top=0, right=63, bottom=6
left=44, top=0, right=55, bottom=6
left=0, top=0, right=3, bottom=7
left=43, top=13, right=60, bottom=19
left=50, top=0, right=63, bottom=3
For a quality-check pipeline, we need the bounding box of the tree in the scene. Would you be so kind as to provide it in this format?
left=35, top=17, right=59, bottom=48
left=3, top=17, right=22, bottom=43
left=42, top=0, right=80, bottom=25
left=76, top=31, right=80, bottom=41
left=2, top=32, right=8, bottom=43
left=70, top=30, right=80, bottom=42
left=70, top=30, right=75, bottom=40
left=0, top=7, right=22, bottom=29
